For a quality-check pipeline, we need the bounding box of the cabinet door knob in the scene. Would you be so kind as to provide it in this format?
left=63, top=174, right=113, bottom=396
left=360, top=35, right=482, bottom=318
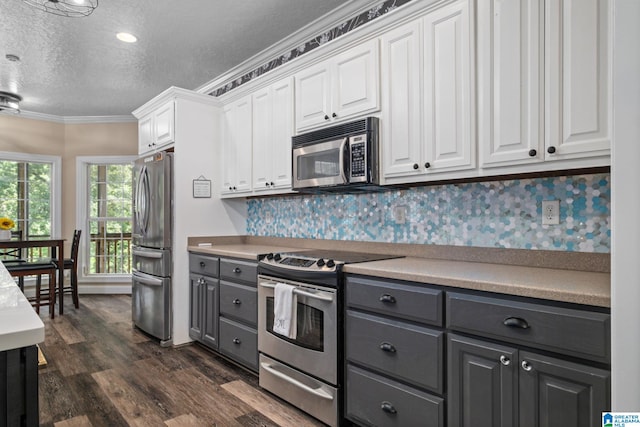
left=265, top=182, right=270, bottom=187
left=500, top=355, right=511, bottom=366
left=332, top=112, right=337, bottom=118
left=424, top=162, right=431, bottom=169
left=379, top=342, right=397, bottom=353
left=324, top=115, right=329, bottom=120
left=232, top=186, right=237, bottom=190
left=233, top=338, right=241, bottom=344
left=228, top=186, right=233, bottom=191
left=232, top=298, right=241, bottom=305
left=521, top=360, right=533, bottom=371
left=270, top=182, right=274, bottom=186
left=503, top=317, right=529, bottom=329
left=233, top=267, right=241, bottom=274
left=412, top=163, right=419, bottom=170
left=547, top=146, right=556, bottom=154
left=198, top=277, right=205, bottom=285
left=380, top=401, right=397, bottom=415
left=528, top=149, right=537, bottom=157
left=379, top=294, right=396, bottom=304
left=200, top=261, right=206, bottom=267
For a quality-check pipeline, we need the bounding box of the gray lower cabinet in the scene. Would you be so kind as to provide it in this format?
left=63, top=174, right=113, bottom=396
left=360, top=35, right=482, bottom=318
left=447, top=290, right=611, bottom=427
left=346, top=276, right=611, bottom=427
left=189, top=252, right=258, bottom=372
left=345, top=274, right=445, bottom=427
left=188, top=272, right=219, bottom=349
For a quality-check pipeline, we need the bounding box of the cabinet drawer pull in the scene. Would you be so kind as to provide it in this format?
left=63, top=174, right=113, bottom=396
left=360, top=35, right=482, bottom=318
left=500, top=355, right=511, bottom=366
left=521, top=360, right=532, bottom=371
left=232, top=298, right=241, bottom=305
left=379, top=342, right=396, bottom=353
left=233, top=338, right=241, bottom=344
left=381, top=401, right=397, bottom=415
left=379, top=294, right=396, bottom=304
left=503, top=317, right=529, bottom=329
left=199, top=261, right=206, bottom=267
left=233, top=267, right=241, bottom=274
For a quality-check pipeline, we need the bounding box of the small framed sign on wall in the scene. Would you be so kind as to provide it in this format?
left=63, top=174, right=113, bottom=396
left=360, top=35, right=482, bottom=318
left=192, top=176, right=211, bottom=198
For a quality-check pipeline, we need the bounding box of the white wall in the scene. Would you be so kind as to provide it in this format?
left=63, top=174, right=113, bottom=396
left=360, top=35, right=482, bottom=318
left=612, top=0, right=640, bottom=409
left=172, top=97, right=246, bottom=346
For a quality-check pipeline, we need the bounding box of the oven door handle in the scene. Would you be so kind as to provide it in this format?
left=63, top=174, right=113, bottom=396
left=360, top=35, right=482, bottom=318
left=258, top=282, right=334, bottom=302
left=260, top=362, right=334, bottom=401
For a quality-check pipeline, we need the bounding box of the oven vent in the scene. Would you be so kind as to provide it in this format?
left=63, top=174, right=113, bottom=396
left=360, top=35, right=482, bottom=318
left=292, top=117, right=379, bottom=147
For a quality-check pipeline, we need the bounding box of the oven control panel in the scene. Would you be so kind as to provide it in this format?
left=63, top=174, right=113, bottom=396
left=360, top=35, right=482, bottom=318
left=259, top=253, right=340, bottom=273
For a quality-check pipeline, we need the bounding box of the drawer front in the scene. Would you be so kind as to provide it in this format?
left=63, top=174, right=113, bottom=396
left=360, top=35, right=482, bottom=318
left=346, top=275, right=443, bottom=326
left=220, top=258, right=257, bottom=285
left=346, top=310, right=443, bottom=393
left=446, top=292, right=611, bottom=363
left=346, top=364, right=444, bottom=427
left=220, top=281, right=257, bottom=326
left=219, top=317, right=258, bottom=371
left=189, top=253, right=219, bottom=277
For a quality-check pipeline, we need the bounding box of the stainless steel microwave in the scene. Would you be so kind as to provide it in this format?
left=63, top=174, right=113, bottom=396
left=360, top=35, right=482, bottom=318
left=292, top=117, right=380, bottom=192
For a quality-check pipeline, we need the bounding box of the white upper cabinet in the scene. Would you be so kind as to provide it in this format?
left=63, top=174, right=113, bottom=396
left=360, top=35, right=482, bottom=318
left=221, top=95, right=252, bottom=196
left=381, top=0, right=474, bottom=183
left=381, top=20, right=423, bottom=178
left=545, top=0, right=611, bottom=160
left=478, top=0, right=543, bottom=167
left=137, top=100, right=175, bottom=154
left=295, top=39, right=379, bottom=131
left=423, top=0, right=475, bottom=174
left=479, top=0, right=611, bottom=169
left=252, top=77, right=293, bottom=193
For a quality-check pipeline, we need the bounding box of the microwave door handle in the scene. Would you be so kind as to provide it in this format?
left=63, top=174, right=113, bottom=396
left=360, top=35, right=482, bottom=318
left=339, top=137, right=348, bottom=183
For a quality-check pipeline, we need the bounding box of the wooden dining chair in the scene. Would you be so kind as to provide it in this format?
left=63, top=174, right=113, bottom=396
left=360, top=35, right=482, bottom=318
left=36, top=229, right=82, bottom=309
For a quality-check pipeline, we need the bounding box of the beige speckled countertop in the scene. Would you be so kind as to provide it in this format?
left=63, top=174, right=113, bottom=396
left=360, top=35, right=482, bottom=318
left=343, top=257, right=610, bottom=307
left=186, top=236, right=611, bottom=308
left=188, top=243, right=310, bottom=261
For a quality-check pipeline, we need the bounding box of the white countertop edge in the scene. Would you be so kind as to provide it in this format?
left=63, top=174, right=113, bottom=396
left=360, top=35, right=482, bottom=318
left=0, top=262, right=45, bottom=352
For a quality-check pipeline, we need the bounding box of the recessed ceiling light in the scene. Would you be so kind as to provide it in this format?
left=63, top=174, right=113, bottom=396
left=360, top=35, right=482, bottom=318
left=116, top=32, right=137, bottom=43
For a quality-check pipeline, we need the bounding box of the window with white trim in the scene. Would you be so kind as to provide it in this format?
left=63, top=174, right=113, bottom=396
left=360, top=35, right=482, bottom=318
left=77, top=156, right=135, bottom=279
left=0, top=152, right=61, bottom=260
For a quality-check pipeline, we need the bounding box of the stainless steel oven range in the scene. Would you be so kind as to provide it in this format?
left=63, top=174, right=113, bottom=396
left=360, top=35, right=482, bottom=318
left=257, top=250, right=401, bottom=427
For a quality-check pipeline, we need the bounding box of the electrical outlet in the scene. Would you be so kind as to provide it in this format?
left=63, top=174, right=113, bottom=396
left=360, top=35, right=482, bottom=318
left=541, top=200, right=560, bottom=225
left=393, top=206, right=407, bottom=224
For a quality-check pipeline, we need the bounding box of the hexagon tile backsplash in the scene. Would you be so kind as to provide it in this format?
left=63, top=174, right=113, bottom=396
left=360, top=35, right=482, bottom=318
left=246, top=173, right=611, bottom=253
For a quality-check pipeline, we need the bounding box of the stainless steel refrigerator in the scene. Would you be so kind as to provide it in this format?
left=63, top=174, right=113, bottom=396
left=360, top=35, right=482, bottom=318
left=132, top=151, right=172, bottom=345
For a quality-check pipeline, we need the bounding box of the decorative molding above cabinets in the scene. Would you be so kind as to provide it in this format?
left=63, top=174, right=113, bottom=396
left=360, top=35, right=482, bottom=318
left=477, top=0, right=611, bottom=171
left=295, top=39, right=380, bottom=132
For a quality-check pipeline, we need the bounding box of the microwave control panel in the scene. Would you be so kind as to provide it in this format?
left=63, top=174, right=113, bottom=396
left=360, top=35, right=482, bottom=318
left=349, top=134, right=367, bottom=182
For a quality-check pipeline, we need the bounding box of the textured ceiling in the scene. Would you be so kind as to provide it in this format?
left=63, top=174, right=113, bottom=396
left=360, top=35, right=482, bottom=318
left=0, top=0, right=347, bottom=118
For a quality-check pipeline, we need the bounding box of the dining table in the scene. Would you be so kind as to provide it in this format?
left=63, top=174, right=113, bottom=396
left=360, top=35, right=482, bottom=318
left=0, top=237, right=65, bottom=315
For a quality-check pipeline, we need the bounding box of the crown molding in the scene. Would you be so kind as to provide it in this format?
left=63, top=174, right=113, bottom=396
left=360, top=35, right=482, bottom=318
left=132, top=86, right=221, bottom=119
left=195, top=0, right=385, bottom=96
left=6, top=110, right=136, bottom=124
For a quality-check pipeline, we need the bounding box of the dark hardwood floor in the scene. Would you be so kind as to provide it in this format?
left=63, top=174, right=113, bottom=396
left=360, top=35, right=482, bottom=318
left=37, top=295, right=324, bottom=427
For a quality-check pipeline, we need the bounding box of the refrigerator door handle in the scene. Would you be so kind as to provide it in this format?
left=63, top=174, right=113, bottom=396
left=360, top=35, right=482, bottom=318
left=133, top=272, right=164, bottom=286
left=132, top=248, right=163, bottom=259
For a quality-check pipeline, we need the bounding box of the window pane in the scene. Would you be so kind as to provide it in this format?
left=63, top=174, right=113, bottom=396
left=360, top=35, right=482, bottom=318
left=0, top=159, right=52, bottom=242
left=87, top=162, right=133, bottom=275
